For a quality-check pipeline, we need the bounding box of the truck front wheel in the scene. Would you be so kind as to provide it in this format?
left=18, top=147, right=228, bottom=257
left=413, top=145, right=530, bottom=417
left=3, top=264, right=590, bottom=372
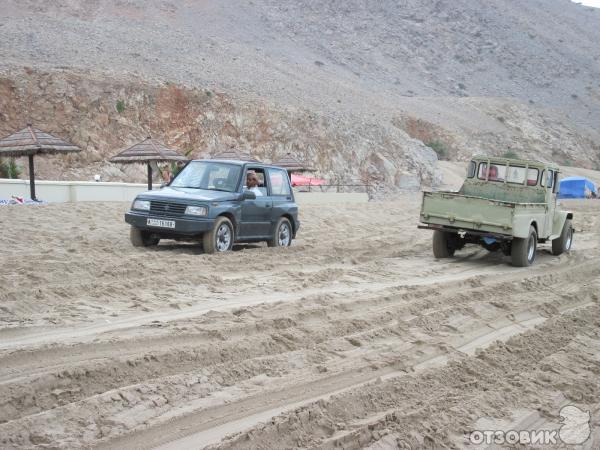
left=552, top=219, right=573, bottom=256
left=511, top=226, right=537, bottom=267
left=432, top=231, right=457, bottom=258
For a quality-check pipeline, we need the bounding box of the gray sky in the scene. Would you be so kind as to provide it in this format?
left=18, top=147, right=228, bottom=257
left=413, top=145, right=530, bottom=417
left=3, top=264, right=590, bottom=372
left=573, top=0, right=600, bottom=7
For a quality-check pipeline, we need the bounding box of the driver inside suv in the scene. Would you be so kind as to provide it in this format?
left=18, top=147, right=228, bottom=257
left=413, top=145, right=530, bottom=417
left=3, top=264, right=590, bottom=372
left=245, top=170, right=264, bottom=196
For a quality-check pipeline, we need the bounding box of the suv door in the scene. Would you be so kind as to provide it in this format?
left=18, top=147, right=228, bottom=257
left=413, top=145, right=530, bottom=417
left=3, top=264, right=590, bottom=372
left=267, top=167, right=295, bottom=225
left=239, top=168, right=273, bottom=238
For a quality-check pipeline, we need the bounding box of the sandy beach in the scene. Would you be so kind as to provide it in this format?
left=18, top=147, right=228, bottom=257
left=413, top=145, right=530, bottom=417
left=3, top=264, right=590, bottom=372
left=0, top=195, right=599, bottom=449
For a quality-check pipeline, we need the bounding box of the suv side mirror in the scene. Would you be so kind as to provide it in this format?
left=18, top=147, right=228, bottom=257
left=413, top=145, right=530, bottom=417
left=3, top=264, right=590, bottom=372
left=242, top=190, right=256, bottom=200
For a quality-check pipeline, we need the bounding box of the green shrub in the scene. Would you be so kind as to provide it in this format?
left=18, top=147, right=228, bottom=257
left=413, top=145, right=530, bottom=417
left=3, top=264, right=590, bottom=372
left=501, top=150, right=520, bottom=159
left=116, top=99, right=125, bottom=114
left=0, top=158, right=22, bottom=179
left=426, top=140, right=449, bottom=160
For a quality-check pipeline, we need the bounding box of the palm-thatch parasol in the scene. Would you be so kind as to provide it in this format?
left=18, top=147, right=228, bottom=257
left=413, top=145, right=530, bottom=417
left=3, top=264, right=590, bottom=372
left=210, top=148, right=260, bottom=162
left=110, top=136, right=188, bottom=190
left=272, top=152, right=313, bottom=173
left=0, top=123, right=81, bottom=201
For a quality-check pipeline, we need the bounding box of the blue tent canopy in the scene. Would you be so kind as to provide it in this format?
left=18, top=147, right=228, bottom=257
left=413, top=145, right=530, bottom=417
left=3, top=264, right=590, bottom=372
left=558, top=176, right=597, bottom=199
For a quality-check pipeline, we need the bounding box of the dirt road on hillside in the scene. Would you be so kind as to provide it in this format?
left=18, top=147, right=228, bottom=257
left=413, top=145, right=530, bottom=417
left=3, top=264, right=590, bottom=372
left=0, top=198, right=599, bottom=449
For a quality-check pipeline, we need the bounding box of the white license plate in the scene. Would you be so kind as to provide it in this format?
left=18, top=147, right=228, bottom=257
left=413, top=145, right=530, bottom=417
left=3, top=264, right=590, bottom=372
left=147, top=218, right=176, bottom=229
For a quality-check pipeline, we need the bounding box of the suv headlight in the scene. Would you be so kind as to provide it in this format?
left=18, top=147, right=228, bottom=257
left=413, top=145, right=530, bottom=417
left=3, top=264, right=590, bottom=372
left=185, top=205, right=208, bottom=216
left=133, top=199, right=150, bottom=211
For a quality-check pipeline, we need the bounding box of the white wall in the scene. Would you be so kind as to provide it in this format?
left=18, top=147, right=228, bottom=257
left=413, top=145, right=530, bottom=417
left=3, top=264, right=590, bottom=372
left=0, top=179, right=160, bottom=203
left=0, top=179, right=369, bottom=204
left=294, top=191, right=369, bottom=204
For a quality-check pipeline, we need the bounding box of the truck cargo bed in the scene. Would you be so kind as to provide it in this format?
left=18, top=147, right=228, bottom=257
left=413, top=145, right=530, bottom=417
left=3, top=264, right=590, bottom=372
left=420, top=191, right=545, bottom=236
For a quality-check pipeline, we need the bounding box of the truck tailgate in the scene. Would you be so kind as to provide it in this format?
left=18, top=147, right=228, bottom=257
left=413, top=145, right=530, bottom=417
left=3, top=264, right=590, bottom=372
left=420, top=191, right=515, bottom=235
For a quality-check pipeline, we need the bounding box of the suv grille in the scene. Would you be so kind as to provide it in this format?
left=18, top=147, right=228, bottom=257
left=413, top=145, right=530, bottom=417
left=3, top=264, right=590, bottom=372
left=149, top=200, right=187, bottom=216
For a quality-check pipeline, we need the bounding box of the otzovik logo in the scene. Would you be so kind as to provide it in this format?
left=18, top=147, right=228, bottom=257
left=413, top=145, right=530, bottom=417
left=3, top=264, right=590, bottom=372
left=559, top=405, right=591, bottom=445
left=468, top=405, right=591, bottom=446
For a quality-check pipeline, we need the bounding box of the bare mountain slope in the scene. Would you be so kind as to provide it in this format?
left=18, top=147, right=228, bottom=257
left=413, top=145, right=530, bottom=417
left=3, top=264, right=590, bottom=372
left=0, top=0, right=599, bottom=186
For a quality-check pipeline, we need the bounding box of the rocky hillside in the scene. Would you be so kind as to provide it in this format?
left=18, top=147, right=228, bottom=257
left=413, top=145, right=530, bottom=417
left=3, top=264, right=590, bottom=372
left=1, top=0, right=599, bottom=190
left=0, top=70, right=438, bottom=192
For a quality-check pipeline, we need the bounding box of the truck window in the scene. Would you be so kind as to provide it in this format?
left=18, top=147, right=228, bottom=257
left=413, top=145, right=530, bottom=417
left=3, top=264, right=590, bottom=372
left=467, top=161, right=476, bottom=178
left=541, top=170, right=554, bottom=189
left=506, top=166, right=539, bottom=186
left=477, top=163, right=506, bottom=182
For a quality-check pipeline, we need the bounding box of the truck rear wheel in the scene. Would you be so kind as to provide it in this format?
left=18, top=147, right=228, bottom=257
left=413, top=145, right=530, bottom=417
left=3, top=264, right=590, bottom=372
left=511, top=226, right=537, bottom=267
left=203, top=216, right=234, bottom=254
left=432, top=231, right=456, bottom=258
left=552, top=219, right=573, bottom=256
left=130, top=227, right=160, bottom=247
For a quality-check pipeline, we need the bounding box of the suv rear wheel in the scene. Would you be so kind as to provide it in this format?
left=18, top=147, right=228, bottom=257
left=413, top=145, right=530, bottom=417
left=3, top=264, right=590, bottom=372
left=130, top=227, right=160, bottom=247
left=511, top=226, right=537, bottom=267
left=268, top=217, right=292, bottom=248
left=203, top=217, right=234, bottom=254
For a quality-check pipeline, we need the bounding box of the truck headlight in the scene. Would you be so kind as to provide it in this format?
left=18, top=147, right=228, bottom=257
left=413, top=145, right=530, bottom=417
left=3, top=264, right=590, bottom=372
left=133, top=199, right=150, bottom=211
left=185, top=205, right=208, bottom=216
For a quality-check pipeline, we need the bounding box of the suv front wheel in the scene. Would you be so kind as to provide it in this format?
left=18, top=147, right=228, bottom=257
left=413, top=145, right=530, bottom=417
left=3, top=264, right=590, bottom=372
left=203, top=217, right=234, bottom=254
left=130, top=227, right=160, bottom=247
left=268, top=217, right=292, bottom=248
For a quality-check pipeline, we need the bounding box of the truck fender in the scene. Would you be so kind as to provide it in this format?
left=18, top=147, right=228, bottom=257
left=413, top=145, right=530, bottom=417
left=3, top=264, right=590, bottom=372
left=549, top=211, right=573, bottom=241
left=512, top=216, right=539, bottom=239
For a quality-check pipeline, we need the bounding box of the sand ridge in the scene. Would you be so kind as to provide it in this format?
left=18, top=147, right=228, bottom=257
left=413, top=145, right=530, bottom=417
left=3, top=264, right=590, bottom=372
left=0, top=197, right=599, bottom=449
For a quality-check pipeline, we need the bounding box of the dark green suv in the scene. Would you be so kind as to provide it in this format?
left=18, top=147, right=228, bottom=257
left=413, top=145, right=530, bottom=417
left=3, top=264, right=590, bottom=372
left=125, top=160, right=300, bottom=253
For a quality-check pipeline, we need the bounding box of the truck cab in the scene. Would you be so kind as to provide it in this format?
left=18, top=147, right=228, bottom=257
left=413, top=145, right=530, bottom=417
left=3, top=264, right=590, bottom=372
left=419, top=156, right=574, bottom=266
left=125, top=160, right=300, bottom=253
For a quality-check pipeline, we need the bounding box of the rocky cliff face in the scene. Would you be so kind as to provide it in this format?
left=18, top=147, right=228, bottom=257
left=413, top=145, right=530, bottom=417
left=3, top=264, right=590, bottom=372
left=1, top=0, right=599, bottom=190
left=0, top=69, right=438, bottom=193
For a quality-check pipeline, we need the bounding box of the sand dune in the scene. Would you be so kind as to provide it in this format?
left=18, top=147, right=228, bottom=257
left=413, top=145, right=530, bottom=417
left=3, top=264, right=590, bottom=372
left=0, top=197, right=599, bottom=449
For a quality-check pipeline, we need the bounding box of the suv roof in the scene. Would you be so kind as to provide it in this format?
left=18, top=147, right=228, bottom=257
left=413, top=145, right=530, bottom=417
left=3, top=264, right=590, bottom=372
left=193, top=159, right=287, bottom=170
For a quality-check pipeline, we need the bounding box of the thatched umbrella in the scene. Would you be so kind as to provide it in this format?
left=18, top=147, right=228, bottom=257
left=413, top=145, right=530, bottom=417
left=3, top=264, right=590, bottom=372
left=110, top=136, right=188, bottom=190
left=0, top=124, right=81, bottom=201
left=211, top=148, right=260, bottom=162
left=272, top=152, right=313, bottom=173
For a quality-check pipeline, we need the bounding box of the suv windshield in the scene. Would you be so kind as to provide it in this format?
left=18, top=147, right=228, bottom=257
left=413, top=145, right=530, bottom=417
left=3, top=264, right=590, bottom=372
left=170, top=161, right=241, bottom=192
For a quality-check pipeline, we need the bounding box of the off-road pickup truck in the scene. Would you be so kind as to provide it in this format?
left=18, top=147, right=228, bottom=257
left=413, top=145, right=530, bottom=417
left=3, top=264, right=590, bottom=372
left=125, top=159, right=299, bottom=253
left=419, top=156, right=574, bottom=266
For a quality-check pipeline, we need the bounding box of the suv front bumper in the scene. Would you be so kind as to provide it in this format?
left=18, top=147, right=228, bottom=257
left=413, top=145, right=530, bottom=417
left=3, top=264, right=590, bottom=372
left=125, top=211, right=214, bottom=235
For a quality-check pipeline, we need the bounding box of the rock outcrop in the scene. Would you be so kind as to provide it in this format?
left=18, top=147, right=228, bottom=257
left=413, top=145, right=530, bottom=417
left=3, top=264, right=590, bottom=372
left=0, top=69, right=439, bottom=193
